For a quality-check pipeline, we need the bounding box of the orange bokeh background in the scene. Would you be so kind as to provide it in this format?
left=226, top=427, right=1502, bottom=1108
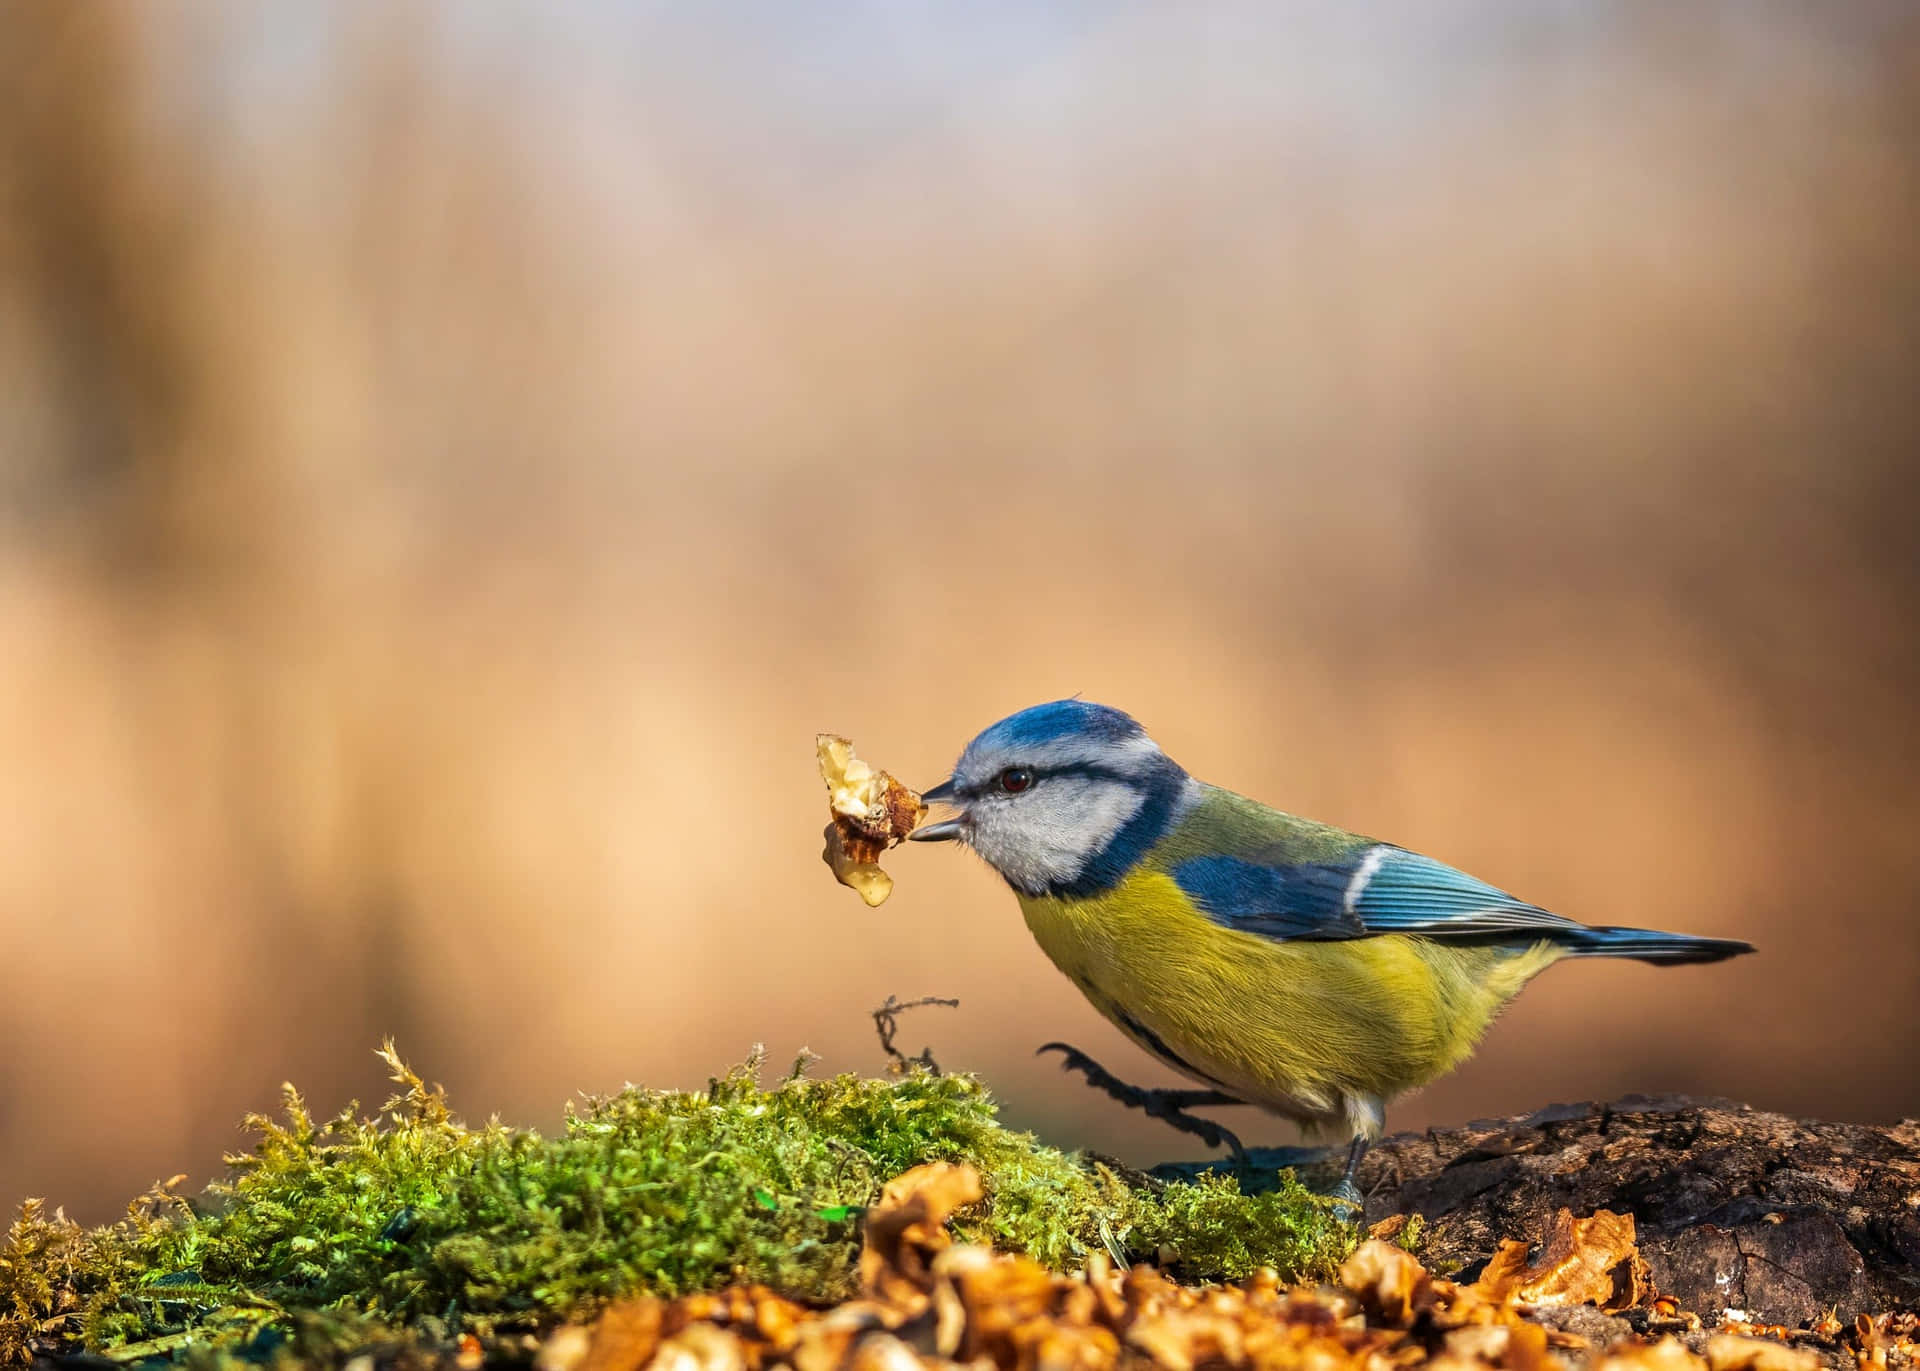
left=2, top=4, right=1917, bottom=1222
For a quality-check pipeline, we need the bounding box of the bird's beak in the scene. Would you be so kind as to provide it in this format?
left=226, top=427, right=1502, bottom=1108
left=909, top=778, right=965, bottom=842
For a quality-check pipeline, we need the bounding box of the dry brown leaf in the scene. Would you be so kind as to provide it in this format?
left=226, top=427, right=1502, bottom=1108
left=560, top=1300, right=664, bottom=1371
left=788, top=1303, right=899, bottom=1371
left=665, top=1285, right=810, bottom=1360
left=845, top=1332, right=928, bottom=1371
left=1023, top=1321, right=1118, bottom=1371
left=1473, top=1210, right=1649, bottom=1313
left=749, top=1293, right=806, bottom=1354
left=1445, top=1326, right=1514, bottom=1362
left=932, top=1244, right=1093, bottom=1371
left=1339, top=1239, right=1435, bottom=1326
left=1720, top=1323, right=1796, bottom=1345
left=859, top=1161, right=984, bottom=1305
left=818, top=735, right=927, bottom=906
left=1849, top=1313, right=1920, bottom=1367
left=1703, top=1335, right=1820, bottom=1371
left=1500, top=1321, right=1555, bottom=1371
left=1081, top=1252, right=1129, bottom=1331
left=1646, top=1297, right=1703, bottom=1336
left=1124, top=1309, right=1246, bottom=1371
left=537, top=1325, right=595, bottom=1371
left=1595, top=1335, right=1710, bottom=1371
left=646, top=1324, right=748, bottom=1371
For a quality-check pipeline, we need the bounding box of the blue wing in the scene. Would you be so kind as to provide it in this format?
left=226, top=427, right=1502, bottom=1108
left=1172, top=846, right=1589, bottom=944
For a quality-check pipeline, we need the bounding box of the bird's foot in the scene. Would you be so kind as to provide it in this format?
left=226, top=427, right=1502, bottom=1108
left=1037, top=1041, right=1249, bottom=1165
left=1322, top=1178, right=1364, bottom=1218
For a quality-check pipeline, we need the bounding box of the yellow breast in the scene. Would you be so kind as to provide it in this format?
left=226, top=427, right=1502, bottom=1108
left=1016, top=867, right=1562, bottom=1125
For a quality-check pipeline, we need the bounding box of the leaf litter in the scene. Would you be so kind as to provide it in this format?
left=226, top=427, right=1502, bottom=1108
left=537, top=1163, right=1903, bottom=1371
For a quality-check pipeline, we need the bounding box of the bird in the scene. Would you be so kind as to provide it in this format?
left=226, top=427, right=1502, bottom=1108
left=907, top=699, right=1753, bottom=1206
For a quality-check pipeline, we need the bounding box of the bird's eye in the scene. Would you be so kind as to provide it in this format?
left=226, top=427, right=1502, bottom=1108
left=997, top=767, right=1033, bottom=794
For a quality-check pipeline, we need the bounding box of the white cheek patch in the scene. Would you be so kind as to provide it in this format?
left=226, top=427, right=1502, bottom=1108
left=972, top=777, right=1145, bottom=892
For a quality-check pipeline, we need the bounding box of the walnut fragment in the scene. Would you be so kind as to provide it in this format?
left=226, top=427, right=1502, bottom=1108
left=817, top=735, right=927, bottom=907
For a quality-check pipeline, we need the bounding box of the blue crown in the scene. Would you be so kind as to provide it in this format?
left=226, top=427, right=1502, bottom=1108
left=971, top=699, right=1145, bottom=753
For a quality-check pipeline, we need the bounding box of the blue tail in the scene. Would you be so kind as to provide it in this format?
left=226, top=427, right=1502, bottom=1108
left=1559, top=925, right=1754, bottom=965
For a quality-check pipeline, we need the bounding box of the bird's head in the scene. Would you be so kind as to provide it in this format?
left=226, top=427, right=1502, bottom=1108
left=910, top=700, right=1199, bottom=897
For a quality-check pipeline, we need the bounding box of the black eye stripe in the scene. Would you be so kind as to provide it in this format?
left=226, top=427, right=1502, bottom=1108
left=960, top=761, right=1134, bottom=799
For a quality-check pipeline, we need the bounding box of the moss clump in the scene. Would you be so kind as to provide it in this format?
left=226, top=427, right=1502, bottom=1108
left=0, top=1044, right=1351, bottom=1365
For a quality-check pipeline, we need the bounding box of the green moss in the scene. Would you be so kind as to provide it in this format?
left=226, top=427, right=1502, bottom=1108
left=0, top=1044, right=1352, bottom=1365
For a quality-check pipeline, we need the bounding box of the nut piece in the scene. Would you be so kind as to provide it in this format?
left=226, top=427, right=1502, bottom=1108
left=818, top=735, right=928, bottom=907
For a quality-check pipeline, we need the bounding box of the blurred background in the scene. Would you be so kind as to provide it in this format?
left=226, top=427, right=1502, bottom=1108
left=3, top=2, right=1918, bottom=1223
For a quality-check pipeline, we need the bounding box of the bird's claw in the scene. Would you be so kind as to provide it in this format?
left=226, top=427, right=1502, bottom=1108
left=1037, top=1041, right=1250, bottom=1165
left=1323, top=1178, right=1364, bottom=1218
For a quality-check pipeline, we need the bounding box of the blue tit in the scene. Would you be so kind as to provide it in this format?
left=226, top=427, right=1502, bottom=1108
left=909, top=699, right=1752, bottom=1197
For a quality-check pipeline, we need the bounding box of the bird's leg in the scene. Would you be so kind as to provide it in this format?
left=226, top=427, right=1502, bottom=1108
left=1327, top=1134, right=1369, bottom=1215
left=1038, top=1042, right=1249, bottom=1166
left=1341, top=1134, right=1369, bottom=1189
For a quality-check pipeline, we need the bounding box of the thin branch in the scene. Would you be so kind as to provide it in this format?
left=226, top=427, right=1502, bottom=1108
left=871, top=994, right=959, bottom=1076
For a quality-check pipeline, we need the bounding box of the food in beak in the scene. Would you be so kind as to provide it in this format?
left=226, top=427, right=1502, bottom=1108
left=816, top=734, right=928, bottom=907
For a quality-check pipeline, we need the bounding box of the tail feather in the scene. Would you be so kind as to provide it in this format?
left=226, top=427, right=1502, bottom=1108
left=1560, top=925, right=1755, bottom=965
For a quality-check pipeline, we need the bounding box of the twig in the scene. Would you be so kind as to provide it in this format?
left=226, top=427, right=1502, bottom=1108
left=872, top=994, right=959, bottom=1076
